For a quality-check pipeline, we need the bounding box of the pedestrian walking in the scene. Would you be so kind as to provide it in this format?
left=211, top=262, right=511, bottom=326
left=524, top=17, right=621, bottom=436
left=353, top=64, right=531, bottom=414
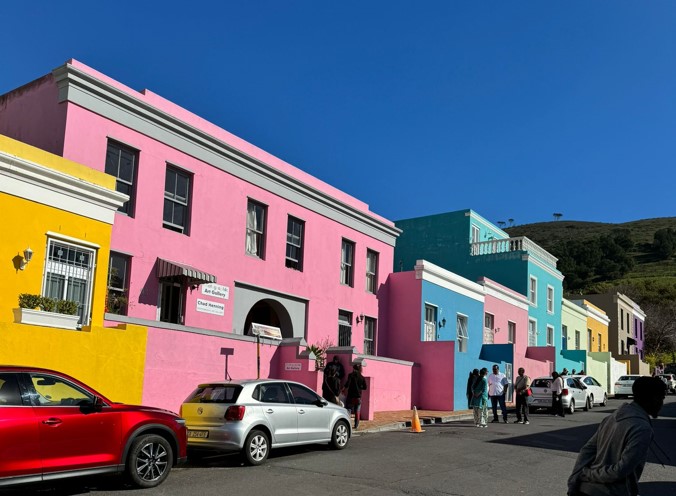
left=466, top=369, right=479, bottom=409
left=325, top=355, right=346, bottom=381
left=343, top=363, right=367, bottom=429
left=513, top=367, right=531, bottom=424
left=322, top=366, right=342, bottom=405
left=488, top=364, right=509, bottom=423
left=471, top=367, right=489, bottom=428
left=551, top=371, right=565, bottom=417
left=567, top=376, right=667, bottom=496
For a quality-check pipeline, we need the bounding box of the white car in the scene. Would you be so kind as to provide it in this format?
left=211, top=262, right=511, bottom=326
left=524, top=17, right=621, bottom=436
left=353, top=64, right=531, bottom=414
left=572, top=375, right=608, bottom=407
left=529, top=376, right=591, bottom=414
left=658, top=374, right=676, bottom=394
left=614, top=375, right=641, bottom=398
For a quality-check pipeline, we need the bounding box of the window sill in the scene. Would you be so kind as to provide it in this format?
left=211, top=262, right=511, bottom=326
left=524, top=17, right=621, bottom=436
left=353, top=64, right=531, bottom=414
left=14, top=308, right=80, bottom=330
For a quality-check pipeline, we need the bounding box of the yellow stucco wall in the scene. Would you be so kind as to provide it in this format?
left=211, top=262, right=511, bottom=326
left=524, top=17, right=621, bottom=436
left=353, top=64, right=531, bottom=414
left=585, top=301, right=609, bottom=353
left=1, top=135, right=148, bottom=404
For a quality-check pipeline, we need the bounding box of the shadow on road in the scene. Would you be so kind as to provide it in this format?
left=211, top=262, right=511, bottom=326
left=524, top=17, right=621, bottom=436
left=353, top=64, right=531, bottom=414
left=640, top=481, right=676, bottom=496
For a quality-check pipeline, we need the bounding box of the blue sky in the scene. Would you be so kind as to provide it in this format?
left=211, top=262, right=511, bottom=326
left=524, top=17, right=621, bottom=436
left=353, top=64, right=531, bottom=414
left=3, top=2, right=676, bottom=226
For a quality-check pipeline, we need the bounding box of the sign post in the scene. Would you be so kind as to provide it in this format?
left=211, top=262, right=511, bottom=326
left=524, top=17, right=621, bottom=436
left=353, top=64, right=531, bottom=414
left=249, top=323, right=283, bottom=379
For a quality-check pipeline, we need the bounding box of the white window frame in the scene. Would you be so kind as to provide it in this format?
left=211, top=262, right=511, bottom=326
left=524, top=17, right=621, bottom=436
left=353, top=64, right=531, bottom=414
left=424, top=304, right=437, bottom=342
left=457, top=314, right=469, bottom=353
left=105, top=139, right=138, bottom=216
left=546, top=285, right=554, bottom=314
left=483, top=312, right=494, bottom=344
left=363, top=317, right=376, bottom=355
left=107, top=251, right=130, bottom=315
left=528, top=319, right=537, bottom=346
left=340, top=239, right=355, bottom=287
left=42, top=238, right=96, bottom=327
left=597, top=333, right=602, bottom=352
left=561, top=324, right=568, bottom=350
left=163, top=165, right=191, bottom=234
left=338, top=310, right=352, bottom=346
left=575, top=330, right=581, bottom=350
left=546, top=325, right=555, bottom=346
left=158, top=281, right=184, bottom=325
left=507, top=321, right=516, bottom=344
left=285, top=216, right=304, bottom=270
left=365, top=249, right=378, bottom=294
left=246, top=199, right=267, bottom=258
left=529, top=276, right=537, bottom=306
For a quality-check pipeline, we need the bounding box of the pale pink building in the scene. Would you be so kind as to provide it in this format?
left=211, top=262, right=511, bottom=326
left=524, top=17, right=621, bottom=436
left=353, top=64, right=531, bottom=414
left=0, top=60, right=405, bottom=413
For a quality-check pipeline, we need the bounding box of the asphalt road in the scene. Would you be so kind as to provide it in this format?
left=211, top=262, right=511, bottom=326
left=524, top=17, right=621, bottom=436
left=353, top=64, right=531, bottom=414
left=5, top=396, right=676, bottom=496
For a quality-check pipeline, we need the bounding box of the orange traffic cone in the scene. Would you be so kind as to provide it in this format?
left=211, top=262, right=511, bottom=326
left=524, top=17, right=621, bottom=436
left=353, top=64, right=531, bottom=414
left=410, top=406, right=425, bottom=433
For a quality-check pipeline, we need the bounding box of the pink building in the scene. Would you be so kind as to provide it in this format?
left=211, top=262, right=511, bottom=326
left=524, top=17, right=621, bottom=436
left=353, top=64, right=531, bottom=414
left=0, top=60, right=405, bottom=413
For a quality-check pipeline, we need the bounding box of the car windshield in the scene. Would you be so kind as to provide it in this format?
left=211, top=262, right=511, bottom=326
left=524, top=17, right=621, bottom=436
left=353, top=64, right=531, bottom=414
left=184, top=384, right=242, bottom=403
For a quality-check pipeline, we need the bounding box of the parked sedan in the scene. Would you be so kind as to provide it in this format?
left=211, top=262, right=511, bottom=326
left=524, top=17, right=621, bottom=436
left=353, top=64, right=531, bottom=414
left=0, top=366, right=187, bottom=489
left=614, top=375, right=642, bottom=398
left=181, top=379, right=351, bottom=465
left=572, top=375, right=608, bottom=407
left=529, top=376, right=590, bottom=414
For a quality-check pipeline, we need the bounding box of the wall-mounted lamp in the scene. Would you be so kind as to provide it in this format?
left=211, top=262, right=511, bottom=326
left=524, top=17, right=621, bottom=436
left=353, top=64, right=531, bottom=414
left=494, top=327, right=500, bottom=333
left=19, top=247, right=33, bottom=270
left=439, top=318, right=446, bottom=328
left=355, top=314, right=364, bottom=324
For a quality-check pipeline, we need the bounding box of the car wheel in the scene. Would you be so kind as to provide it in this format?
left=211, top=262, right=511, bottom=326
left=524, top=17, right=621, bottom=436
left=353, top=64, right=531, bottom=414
left=601, top=393, right=608, bottom=406
left=330, top=420, right=350, bottom=449
left=243, top=429, right=269, bottom=466
left=126, top=434, right=173, bottom=488
left=568, top=399, right=575, bottom=414
left=584, top=396, right=591, bottom=411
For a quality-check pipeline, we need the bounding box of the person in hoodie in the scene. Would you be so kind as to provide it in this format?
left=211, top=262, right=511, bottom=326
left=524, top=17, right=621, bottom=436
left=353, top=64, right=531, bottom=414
left=567, top=376, right=667, bottom=496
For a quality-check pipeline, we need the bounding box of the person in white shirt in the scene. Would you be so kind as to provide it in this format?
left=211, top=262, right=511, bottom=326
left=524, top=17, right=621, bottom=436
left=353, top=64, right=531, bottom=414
left=488, top=364, right=509, bottom=423
left=551, top=371, right=565, bottom=417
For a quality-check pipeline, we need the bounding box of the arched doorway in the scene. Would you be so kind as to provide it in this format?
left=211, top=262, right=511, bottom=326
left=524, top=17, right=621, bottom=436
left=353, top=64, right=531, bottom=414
left=244, top=299, right=293, bottom=339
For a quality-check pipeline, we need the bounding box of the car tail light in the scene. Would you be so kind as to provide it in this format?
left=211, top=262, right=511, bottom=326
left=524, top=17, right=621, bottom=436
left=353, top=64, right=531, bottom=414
left=225, top=405, right=245, bottom=421
left=562, top=389, right=569, bottom=396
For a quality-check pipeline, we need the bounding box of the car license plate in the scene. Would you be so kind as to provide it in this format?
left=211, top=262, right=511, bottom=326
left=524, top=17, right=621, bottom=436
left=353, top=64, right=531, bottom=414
left=187, top=430, right=209, bottom=439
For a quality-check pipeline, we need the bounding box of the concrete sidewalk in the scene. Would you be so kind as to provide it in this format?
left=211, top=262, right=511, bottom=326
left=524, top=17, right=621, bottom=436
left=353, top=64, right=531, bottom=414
left=354, top=404, right=517, bottom=434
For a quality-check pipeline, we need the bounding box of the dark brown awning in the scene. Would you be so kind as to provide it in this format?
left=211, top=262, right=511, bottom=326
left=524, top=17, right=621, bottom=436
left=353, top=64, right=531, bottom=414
left=156, top=258, right=217, bottom=286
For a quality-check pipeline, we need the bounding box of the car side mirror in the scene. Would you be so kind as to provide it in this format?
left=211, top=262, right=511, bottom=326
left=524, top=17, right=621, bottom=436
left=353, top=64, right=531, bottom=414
left=80, top=395, right=104, bottom=414
left=314, top=399, right=327, bottom=407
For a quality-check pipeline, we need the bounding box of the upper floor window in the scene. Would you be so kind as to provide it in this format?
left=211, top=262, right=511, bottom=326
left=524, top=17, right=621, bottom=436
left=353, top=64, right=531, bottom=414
left=285, top=216, right=304, bottom=270
left=42, top=239, right=96, bottom=327
left=620, top=309, right=624, bottom=330
left=338, top=310, right=352, bottom=346
left=366, top=250, right=378, bottom=294
left=105, top=140, right=138, bottom=215
left=588, top=329, right=593, bottom=349
left=107, top=252, right=130, bottom=315
left=528, top=319, right=537, bottom=346
left=163, top=166, right=191, bottom=234
left=597, top=333, right=602, bottom=352
left=246, top=200, right=267, bottom=258
left=340, top=239, right=355, bottom=287
left=561, top=325, right=568, bottom=350
left=507, top=321, right=516, bottom=344
left=159, top=281, right=185, bottom=325
left=547, top=286, right=554, bottom=313
left=456, top=314, right=469, bottom=353
left=424, top=304, right=437, bottom=342
left=529, top=276, right=537, bottom=306
left=575, top=330, right=580, bottom=350
left=364, top=317, right=376, bottom=355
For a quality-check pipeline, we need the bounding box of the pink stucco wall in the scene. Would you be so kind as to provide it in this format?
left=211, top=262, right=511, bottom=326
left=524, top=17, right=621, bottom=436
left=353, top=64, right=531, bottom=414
left=482, top=278, right=551, bottom=380
left=0, top=74, right=67, bottom=155
left=383, top=272, right=456, bottom=411
left=32, top=61, right=396, bottom=351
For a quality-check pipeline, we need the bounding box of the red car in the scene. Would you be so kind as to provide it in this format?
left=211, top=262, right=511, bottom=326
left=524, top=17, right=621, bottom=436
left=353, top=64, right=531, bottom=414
left=0, top=366, right=187, bottom=489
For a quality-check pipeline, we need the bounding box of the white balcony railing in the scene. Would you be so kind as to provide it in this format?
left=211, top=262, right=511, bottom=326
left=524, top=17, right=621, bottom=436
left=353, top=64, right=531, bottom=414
left=470, top=236, right=558, bottom=267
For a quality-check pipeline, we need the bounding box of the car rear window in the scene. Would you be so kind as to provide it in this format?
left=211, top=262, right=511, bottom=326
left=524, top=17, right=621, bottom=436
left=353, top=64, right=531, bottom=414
left=531, top=379, right=551, bottom=388
left=184, top=384, right=242, bottom=404
left=618, top=376, right=638, bottom=381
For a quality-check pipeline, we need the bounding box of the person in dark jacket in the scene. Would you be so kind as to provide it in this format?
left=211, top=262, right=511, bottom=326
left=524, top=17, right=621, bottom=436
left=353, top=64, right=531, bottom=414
left=344, top=363, right=367, bottom=429
left=567, top=376, right=667, bottom=496
left=322, top=366, right=341, bottom=405
left=466, top=369, right=479, bottom=409
left=325, top=356, right=346, bottom=381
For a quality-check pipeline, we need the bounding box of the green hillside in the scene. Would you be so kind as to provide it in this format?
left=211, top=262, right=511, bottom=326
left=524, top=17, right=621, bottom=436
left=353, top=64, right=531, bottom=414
left=505, top=217, right=676, bottom=300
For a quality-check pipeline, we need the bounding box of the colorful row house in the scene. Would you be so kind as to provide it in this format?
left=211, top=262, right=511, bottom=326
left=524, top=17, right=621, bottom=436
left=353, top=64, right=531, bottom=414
left=0, top=60, right=646, bottom=415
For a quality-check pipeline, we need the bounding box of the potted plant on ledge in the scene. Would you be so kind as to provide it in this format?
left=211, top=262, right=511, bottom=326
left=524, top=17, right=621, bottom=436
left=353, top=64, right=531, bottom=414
left=15, top=293, right=80, bottom=330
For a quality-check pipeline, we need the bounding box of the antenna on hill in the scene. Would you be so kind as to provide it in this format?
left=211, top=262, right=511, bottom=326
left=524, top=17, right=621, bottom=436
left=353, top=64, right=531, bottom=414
left=553, top=213, right=563, bottom=221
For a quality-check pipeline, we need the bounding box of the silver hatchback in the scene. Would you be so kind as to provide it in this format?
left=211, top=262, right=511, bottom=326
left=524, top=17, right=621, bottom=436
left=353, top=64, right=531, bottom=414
left=180, top=379, right=351, bottom=465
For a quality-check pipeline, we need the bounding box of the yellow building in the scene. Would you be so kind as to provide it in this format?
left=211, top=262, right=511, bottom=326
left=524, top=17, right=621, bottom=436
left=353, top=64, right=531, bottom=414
left=0, top=135, right=147, bottom=402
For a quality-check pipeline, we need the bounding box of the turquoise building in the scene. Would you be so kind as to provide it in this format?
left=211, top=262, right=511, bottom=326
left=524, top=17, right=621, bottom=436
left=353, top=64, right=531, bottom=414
left=395, top=209, right=575, bottom=374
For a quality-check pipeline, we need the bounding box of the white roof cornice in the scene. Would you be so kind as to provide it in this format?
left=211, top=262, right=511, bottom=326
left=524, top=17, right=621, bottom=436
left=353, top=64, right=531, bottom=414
left=415, top=260, right=484, bottom=302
